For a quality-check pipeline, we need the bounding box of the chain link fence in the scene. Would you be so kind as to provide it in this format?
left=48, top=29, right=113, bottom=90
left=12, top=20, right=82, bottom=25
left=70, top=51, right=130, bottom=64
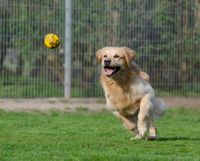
left=0, top=0, right=200, bottom=98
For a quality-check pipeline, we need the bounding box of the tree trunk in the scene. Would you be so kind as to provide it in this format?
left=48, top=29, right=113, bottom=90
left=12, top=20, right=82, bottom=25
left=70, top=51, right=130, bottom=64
left=107, top=0, right=120, bottom=45
left=194, top=0, right=200, bottom=31
left=0, top=1, right=9, bottom=73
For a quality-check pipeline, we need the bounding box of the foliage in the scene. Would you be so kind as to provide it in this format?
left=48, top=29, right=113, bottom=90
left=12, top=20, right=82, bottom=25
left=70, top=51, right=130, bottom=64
left=73, top=0, right=200, bottom=93
left=1, top=0, right=200, bottom=97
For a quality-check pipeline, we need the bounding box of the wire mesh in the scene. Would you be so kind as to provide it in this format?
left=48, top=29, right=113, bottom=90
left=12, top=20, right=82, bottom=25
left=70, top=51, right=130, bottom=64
left=0, top=0, right=200, bottom=98
left=0, top=0, right=65, bottom=97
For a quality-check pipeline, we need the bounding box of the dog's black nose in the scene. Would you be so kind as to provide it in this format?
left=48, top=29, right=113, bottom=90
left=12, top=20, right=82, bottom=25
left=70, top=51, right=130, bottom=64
left=104, top=58, right=111, bottom=66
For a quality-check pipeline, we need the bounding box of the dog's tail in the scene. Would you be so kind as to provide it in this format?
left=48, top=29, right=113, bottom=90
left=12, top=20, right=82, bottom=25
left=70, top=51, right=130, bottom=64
left=153, top=98, right=168, bottom=118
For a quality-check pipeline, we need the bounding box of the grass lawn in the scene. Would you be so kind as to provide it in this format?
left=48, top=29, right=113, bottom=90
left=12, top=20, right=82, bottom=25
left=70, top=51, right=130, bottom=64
left=0, top=108, right=199, bottom=161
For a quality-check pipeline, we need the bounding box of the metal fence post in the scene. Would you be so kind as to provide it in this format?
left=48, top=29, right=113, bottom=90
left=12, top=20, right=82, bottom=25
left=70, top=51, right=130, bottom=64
left=64, top=0, right=72, bottom=99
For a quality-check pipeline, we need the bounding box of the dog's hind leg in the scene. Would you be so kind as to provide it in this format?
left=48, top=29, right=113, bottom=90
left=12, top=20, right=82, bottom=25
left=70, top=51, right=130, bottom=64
left=147, top=118, right=157, bottom=140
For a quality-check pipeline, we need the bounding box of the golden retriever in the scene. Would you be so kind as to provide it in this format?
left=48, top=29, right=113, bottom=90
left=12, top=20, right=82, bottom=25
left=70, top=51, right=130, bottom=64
left=96, top=47, right=167, bottom=140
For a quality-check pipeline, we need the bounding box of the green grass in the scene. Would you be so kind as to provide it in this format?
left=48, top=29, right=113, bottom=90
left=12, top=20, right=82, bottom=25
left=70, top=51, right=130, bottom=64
left=0, top=108, right=199, bottom=161
left=0, top=75, right=103, bottom=98
left=155, top=85, right=200, bottom=97
left=0, top=76, right=63, bottom=97
left=1, top=75, right=200, bottom=97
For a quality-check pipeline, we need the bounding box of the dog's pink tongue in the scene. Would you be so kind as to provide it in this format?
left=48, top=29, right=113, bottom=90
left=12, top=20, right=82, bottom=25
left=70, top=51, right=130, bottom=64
left=105, top=68, right=114, bottom=75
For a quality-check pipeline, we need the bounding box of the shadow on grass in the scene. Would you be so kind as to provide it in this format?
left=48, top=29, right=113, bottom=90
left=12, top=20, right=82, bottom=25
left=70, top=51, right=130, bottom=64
left=157, top=137, right=200, bottom=141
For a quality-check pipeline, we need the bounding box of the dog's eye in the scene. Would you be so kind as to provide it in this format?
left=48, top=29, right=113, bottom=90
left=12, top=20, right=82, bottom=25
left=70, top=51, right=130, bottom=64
left=114, top=55, right=119, bottom=58
left=104, top=55, right=108, bottom=58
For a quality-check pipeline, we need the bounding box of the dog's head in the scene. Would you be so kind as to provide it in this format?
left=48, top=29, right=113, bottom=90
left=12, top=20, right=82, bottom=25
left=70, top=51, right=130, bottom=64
left=96, top=47, right=136, bottom=77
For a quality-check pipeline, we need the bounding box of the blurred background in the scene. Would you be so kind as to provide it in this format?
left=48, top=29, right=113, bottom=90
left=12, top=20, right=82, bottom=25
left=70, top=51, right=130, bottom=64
left=0, top=0, right=200, bottom=98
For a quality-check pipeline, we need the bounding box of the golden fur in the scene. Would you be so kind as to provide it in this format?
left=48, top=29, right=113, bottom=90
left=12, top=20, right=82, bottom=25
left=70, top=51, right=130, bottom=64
left=97, top=47, right=167, bottom=140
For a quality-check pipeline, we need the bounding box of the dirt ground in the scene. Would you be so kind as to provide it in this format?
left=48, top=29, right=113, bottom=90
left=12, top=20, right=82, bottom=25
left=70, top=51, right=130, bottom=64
left=0, top=97, right=199, bottom=112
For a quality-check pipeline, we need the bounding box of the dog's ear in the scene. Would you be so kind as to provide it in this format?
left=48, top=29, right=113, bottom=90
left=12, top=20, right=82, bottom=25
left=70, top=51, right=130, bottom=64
left=123, top=47, right=136, bottom=67
left=96, top=48, right=103, bottom=64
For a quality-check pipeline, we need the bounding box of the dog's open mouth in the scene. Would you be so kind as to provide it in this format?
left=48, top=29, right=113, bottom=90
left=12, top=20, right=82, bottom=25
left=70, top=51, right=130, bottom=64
left=104, top=66, right=121, bottom=76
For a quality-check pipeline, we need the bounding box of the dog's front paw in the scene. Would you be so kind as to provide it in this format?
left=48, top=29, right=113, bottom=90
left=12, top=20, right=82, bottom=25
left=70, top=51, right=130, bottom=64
left=147, top=136, right=157, bottom=141
left=134, top=134, right=144, bottom=140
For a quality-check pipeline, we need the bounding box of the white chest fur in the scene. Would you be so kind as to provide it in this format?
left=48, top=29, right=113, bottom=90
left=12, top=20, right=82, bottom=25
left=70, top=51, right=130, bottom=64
left=103, top=78, right=154, bottom=115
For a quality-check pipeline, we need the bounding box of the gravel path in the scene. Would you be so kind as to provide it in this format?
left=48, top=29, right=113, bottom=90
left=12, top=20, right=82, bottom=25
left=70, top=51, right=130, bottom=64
left=0, top=97, right=199, bottom=112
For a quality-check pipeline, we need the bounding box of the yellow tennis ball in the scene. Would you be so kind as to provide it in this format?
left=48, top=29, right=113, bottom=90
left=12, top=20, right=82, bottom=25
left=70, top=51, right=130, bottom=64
left=44, top=33, right=60, bottom=49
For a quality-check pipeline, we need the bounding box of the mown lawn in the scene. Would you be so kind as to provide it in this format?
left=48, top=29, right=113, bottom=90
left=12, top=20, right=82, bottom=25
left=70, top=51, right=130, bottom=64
left=0, top=108, right=199, bottom=161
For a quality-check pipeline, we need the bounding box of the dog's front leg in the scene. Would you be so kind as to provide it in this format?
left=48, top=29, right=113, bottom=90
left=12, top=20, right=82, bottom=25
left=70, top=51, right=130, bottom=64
left=112, top=110, right=137, bottom=132
left=136, top=94, right=153, bottom=139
